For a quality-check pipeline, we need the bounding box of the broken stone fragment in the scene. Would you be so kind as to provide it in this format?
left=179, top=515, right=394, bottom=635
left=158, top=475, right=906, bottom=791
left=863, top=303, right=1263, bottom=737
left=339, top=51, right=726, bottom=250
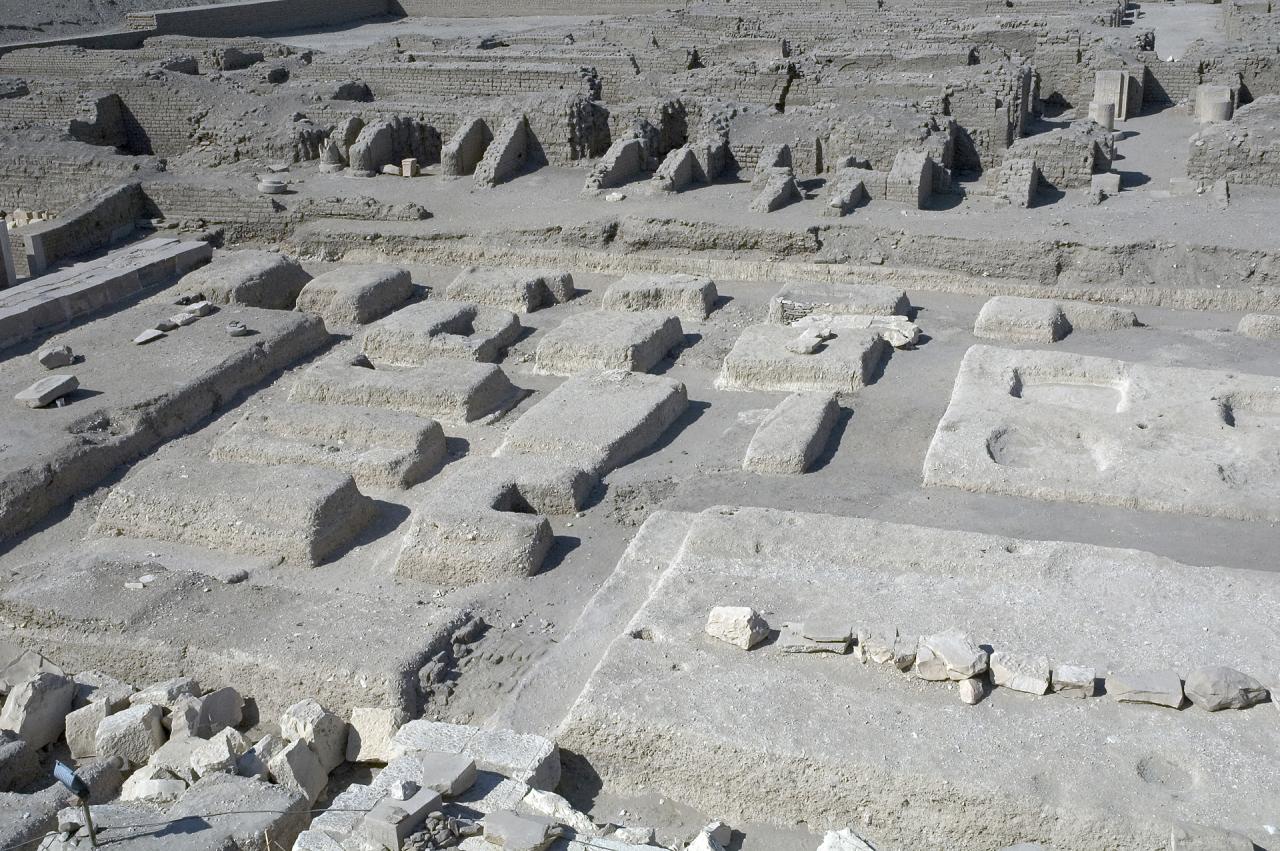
left=705, top=606, right=770, bottom=650
left=520, top=788, right=597, bottom=836
left=170, top=311, right=200, bottom=327
left=226, top=321, right=251, bottom=337
left=0, top=671, right=76, bottom=748
left=65, top=699, right=111, bottom=759
left=1183, top=666, right=1268, bottom=711
left=346, top=706, right=399, bottom=764
left=155, top=319, right=180, bottom=332
left=1108, top=670, right=1184, bottom=708
left=785, top=326, right=832, bottom=355
left=134, top=329, right=166, bottom=345
left=1051, top=664, right=1097, bottom=698
left=190, top=727, right=250, bottom=777
left=817, top=826, right=879, bottom=850
left=268, top=739, right=327, bottom=804
left=989, top=652, right=1051, bottom=695
left=120, top=763, right=187, bottom=803
left=131, top=676, right=200, bottom=709
left=188, top=300, right=216, bottom=317
left=148, top=735, right=202, bottom=783
left=15, top=374, right=78, bottom=408
left=483, top=809, right=554, bottom=851
left=777, top=622, right=850, bottom=654
left=281, top=698, right=347, bottom=773
left=36, top=345, right=74, bottom=369
left=914, top=630, right=989, bottom=681
left=96, top=702, right=166, bottom=767
left=958, top=677, right=987, bottom=705
left=236, top=732, right=284, bottom=780
left=419, top=751, right=477, bottom=796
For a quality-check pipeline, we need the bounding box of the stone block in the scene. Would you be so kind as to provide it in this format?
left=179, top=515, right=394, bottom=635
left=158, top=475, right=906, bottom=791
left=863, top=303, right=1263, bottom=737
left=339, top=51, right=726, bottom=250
left=483, top=809, right=554, bottom=851
left=0, top=671, right=76, bottom=749
left=149, top=735, right=203, bottom=783
left=236, top=733, right=285, bottom=781
left=1090, top=172, right=1121, bottom=196
left=914, top=630, right=989, bottom=682
left=289, top=355, right=523, bottom=424
left=65, top=699, right=110, bottom=760
left=716, top=324, right=888, bottom=394
left=130, top=677, right=200, bottom=709
left=360, top=786, right=442, bottom=849
left=388, top=721, right=560, bottom=791
left=989, top=652, right=1051, bottom=695
left=1051, top=664, right=1097, bottom=698
left=36, top=345, right=74, bottom=369
left=1109, top=670, right=1184, bottom=708
left=175, top=250, right=311, bottom=310
left=268, top=740, right=327, bottom=804
left=72, top=672, right=134, bottom=711
left=600, top=273, right=718, bottom=321
left=347, top=707, right=400, bottom=764
left=1183, top=666, right=1268, bottom=711
left=0, top=730, right=39, bottom=792
left=14, top=375, right=78, bottom=408
left=360, top=299, right=521, bottom=364
left=767, top=281, right=910, bottom=325
left=446, top=267, right=574, bottom=314
left=95, top=703, right=165, bottom=767
left=93, top=458, right=375, bottom=567
left=742, top=392, right=839, bottom=475
left=535, top=311, right=684, bottom=376
left=420, top=752, right=478, bottom=796
left=295, top=265, right=413, bottom=330
left=705, top=606, right=769, bottom=650
left=190, top=728, right=249, bottom=777
left=281, top=698, right=347, bottom=774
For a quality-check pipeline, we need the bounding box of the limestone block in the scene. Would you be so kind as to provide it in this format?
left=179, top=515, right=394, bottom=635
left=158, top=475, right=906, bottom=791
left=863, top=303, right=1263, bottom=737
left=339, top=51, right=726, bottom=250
left=776, top=622, right=850, bottom=654
left=1091, top=172, right=1121, bottom=196
left=1183, top=666, right=1268, bottom=711
left=169, top=686, right=243, bottom=739
left=914, top=630, right=989, bottom=682
left=601, top=273, right=718, bottom=321
left=281, top=699, right=347, bottom=774
left=519, top=788, right=597, bottom=835
left=121, top=763, right=188, bottom=803
left=1108, top=670, right=1184, bottom=708
left=93, top=459, right=375, bottom=567
left=95, top=703, right=166, bottom=767
left=65, top=699, right=110, bottom=759
left=743, top=392, right=839, bottom=475
left=483, top=809, right=554, bottom=851
left=419, top=752, right=477, bottom=797
left=149, top=735, right=203, bottom=783
left=824, top=168, right=868, bottom=216
left=1237, top=313, right=1280, bottom=339
left=190, top=728, right=250, bottom=777
left=1051, top=664, right=1097, bottom=698
left=0, top=730, right=39, bottom=792
left=989, top=652, right=1051, bottom=695
left=72, top=671, right=134, bottom=711
left=212, top=404, right=445, bottom=490
left=389, top=721, right=560, bottom=791
left=717, top=324, right=888, bottom=394
left=289, top=355, right=523, bottom=424
left=0, top=644, right=62, bottom=694
left=446, top=267, right=574, bottom=314
left=36, top=345, right=74, bottom=369
left=294, top=829, right=346, bottom=851
left=346, top=707, right=400, bottom=764
left=817, top=827, right=877, bottom=851
left=0, top=672, right=76, bottom=749
left=360, top=785, right=442, bottom=849
left=768, top=282, right=910, bottom=324
left=958, top=677, right=987, bottom=705
left=15, top=374, right=78, bottom=408
left=268, top=740, right=327, bottom=804
left=130, top=676, right=200, bottom=709
left=360, top=299, right=521, bottom=364
left=535, top=311, right=684, bottom=376
left=974, top=296, right=1071, bottom=343
left=705, top=606, right=770, bottom=650
left=175, top=250, right=311, bottom=310
left=295, top=265, right=413, bottom=329
left=236, top=733, right=285, bottom=781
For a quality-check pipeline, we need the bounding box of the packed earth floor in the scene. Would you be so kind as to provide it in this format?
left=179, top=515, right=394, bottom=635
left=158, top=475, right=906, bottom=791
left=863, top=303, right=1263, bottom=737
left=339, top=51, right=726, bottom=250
left=0, top=0, right=1278, bottom=850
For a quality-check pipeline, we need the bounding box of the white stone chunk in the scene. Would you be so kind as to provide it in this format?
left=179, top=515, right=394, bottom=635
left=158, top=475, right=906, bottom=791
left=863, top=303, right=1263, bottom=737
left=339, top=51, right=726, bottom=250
left=958, top=677, right=987, bottom=705
left=65, top=699, right=110, bottom=759
left=0, top=671, right=76, bottom=748
left=268, top=740, right=327, bottom=804
left=130, top=676, right=200, bottom=709
left=96, top=702, right=166, bottom=767
left=705, top=606, right=770, bottom=650
left=1109, top=670, right=1184, bottom=708
left=1183, top=666, right=1268, bottom=711
left=346, top=706, right=399, bottom=764
left=281, top=698, right=347, bottom=773
left=190, top=727, right=250, bottom=777
left=989, top=652, right=1051, bottom=695
left=37, top=345, right=74, bottom=369
left=14, top=374, right=78, bottom=408
left=817, top=827, right=878, bottom=850
left=914, top=630, right=989, bottom=681
left=237, top=733, right=285, bottom=780
left=1051, top=664, right=1098, bottom=698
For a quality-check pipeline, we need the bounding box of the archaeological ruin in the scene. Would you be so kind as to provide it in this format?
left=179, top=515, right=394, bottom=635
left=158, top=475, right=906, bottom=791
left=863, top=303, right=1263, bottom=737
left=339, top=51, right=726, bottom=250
left=0, top=0, right=1278, bottom=848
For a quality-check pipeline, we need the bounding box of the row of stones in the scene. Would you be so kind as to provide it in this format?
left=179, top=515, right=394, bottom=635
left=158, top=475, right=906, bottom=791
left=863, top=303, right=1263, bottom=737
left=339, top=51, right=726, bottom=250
left=704, top=607, right=1273, bottom=711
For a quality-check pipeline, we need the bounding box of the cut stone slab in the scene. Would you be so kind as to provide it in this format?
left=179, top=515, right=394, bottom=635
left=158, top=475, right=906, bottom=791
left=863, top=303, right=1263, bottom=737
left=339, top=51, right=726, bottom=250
left=211, top=403, right=445, bottom=490
left=151, top=735, right=203, bottom=783
left=420, top=752, right=478, bottom=796
left=295, top=264, right=413, bottom=330
left=281, top=699, right=347, bottom=774
left=131, top=677, right=200, bottom=709
left=1182, top=666, right=1268, bottom=711
left=37, top=345, right=74, bottom=369
left=92, top=458, right=376, bottom=567
left=1051, top=665, right=1097, bottom=699
left=601, top=273, right=719, bottom=321
left=534, top=311, right=684, bottom=376
left=175, top=250, right=312, bottom=310
left=559, top=506, right=1280, bottom=850
left=269, top=739, right=327, bottom=805
left=289, top=355, right=523, bottom=424
left=389, top=721, right=560, bottom=791
left=767, top=282, right=910, bottom=324
left=742, top=392, right=839, bottom=474
left=14, top=374, right=78, bottom=408
left=483, top=809, right=554, bottom=851
left=0, top=671, right=76, bottom=749
left=360, top=785, right=441, bottom=849
left=95, top=703, right=165, bottom=767
left=1108, top=671, right=1185, bottom=708
left=923, top=345, right=1280, bottom=522
left=974, top=296, right=1138, bottom=344
left=705, top=607, right=769, bottom=650
left=446, top=267, right=574, bottom=313
left=236, top=733, right=284, bottom=781
left=496, top=370, right=688, bottom=476
left=190, top=728, right=249, bottom=778
left=360, top=299, right=520, bottom=364
left=717, top=324, right=888, bottom=394
left=347, top=707, right=400, bottom=764
left=66, top=699, right=109, bottom=759
left=989, top=652, right=1051, bottom=695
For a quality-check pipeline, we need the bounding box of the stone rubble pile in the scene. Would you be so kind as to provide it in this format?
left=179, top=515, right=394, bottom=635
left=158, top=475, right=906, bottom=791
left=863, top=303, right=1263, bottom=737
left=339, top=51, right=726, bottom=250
left=704, top=608, right=1274, bottom=713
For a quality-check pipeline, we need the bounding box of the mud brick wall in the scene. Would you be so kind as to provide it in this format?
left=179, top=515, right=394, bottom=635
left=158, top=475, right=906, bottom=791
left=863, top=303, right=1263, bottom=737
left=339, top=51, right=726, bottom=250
left=355, top=63, right=600, bottom=101
left=1141, top=52, right=1203, bottom=105
left=110, top=78, right=204, bottom=157
left=21, top=182, right=145, bottom=275
left=1188, top=116, right=1280, bottom=186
